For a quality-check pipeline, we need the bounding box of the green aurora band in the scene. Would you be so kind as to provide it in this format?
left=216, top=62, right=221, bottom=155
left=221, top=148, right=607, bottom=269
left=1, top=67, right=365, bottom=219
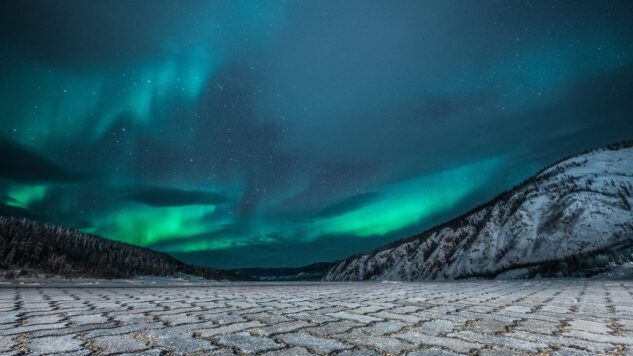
left=90, top=156, right=506, bottom=254
left=1, top=1, right=632, bottom=267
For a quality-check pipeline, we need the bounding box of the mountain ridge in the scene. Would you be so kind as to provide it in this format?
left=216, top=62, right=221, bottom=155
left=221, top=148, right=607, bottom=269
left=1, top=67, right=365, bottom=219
left=324, top=141, right=633, bottom=281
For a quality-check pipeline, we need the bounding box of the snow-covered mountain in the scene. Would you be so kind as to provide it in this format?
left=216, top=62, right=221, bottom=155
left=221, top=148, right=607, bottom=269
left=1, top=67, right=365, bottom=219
left=325, top=142, right=633, bottom=281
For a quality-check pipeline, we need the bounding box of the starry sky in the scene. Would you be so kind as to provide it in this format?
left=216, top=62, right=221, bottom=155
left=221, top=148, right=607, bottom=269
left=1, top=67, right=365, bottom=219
left=1, top=1, right=632, bottom=268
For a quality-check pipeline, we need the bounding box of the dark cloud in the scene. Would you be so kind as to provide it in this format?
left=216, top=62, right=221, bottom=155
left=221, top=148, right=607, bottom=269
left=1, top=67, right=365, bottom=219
left=0, top=1, right=284, bottom=69
left=315, top=192, right=381, bottom=219
left=465, top=62, right=633, bottom=167
left=0, top=140, right=85, bottom=183
left=0, top=0, right=214, bottom=67
left=0, top=203, right=48, bottom=221
left=124, top=187, right=230, bottom=207
left=69, top=220, right=94, bottom=230
left=0, top=195, right=17, bottom=204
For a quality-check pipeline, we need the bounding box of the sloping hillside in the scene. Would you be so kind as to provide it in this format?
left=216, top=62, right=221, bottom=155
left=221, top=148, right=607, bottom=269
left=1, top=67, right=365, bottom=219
left=325, top=142, right=633, bottom=280
left=0, top=217, right=238, bottom=280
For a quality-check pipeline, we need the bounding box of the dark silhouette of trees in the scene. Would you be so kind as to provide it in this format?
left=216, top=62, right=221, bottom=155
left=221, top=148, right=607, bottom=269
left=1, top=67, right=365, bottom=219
left=0, top=217, right=240, bottom=280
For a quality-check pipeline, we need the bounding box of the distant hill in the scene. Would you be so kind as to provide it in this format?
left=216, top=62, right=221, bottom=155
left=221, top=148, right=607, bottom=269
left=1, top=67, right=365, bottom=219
left=232, top=262, right=333, bottom=281
left=325, top=141, right=633, bottom=280
left=0, top=217, right=240, bottom=280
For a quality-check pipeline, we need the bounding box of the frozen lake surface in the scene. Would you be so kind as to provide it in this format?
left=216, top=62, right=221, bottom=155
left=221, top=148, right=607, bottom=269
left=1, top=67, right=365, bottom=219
left=0, top=280, right=632, bottom=355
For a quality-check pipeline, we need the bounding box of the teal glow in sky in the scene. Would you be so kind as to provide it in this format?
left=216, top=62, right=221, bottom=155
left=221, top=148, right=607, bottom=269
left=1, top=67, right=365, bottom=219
left=1, top=1, right=632, bottom=268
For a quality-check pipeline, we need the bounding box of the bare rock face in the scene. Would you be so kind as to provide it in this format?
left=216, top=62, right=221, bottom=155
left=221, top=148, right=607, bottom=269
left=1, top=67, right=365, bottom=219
left=325, top=142, right=633, bottom=281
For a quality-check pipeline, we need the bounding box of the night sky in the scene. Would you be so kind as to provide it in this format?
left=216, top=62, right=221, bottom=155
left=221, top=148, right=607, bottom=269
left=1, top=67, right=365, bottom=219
left=1, top=1, right=632, bottom=268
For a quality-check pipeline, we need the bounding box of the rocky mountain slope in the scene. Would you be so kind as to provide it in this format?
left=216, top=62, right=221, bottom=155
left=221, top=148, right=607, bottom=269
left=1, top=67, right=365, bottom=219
left=0, top=217, right=239, bottom=280
left=325, top=142, right=633, bottom=280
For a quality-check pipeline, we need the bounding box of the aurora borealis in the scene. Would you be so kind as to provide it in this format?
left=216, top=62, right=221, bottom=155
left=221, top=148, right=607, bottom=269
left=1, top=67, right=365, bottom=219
left=1, top=1, right=632, bottom=268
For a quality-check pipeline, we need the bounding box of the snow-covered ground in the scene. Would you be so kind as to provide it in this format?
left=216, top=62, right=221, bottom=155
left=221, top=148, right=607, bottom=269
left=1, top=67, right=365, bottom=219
left=0, top=275, right=226, bottom=287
